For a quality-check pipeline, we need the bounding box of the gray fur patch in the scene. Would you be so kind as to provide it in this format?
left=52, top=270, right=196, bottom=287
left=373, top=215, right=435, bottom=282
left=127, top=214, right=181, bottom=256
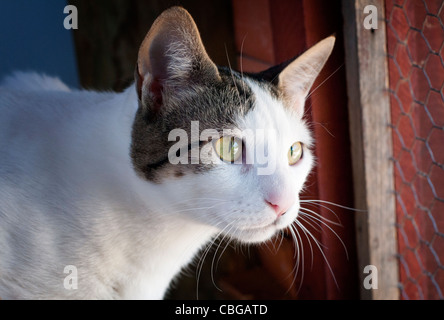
left=130, top=67, right=256, bottom=182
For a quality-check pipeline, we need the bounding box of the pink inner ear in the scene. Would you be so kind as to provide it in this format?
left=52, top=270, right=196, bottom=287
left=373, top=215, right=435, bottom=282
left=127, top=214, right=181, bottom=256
left=149, top=78, right=163, bottom=112
left=135, top=62, right=164, bottom=112
left=148, top=36, right=173, bottom=80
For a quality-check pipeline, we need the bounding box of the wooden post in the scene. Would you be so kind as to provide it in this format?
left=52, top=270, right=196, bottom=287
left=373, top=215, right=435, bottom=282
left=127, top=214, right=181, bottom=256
left=342, top=0, right=399, bottom=299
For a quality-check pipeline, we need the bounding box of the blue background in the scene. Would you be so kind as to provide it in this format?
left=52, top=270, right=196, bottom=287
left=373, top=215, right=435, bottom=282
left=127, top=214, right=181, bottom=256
left=0, top=0, right=79, bottom=88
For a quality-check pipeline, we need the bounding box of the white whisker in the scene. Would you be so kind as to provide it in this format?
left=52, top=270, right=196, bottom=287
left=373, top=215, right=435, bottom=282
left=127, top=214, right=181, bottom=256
left=195, top=224, right=230, bottom=299
left=287, top=224, right=304, bottom=294
left=301, top=201, right=341, bottom=222
left=300, top=210, right=349, bottom=260
left=299, top=206, right=343, bottom=227
left=306, top=64, right=344, bottom=100
left=224, top=44, right=242, bottom=105
left=295, top=218, right=339, bottom=289
left=300, top=199, right=366, bottom=212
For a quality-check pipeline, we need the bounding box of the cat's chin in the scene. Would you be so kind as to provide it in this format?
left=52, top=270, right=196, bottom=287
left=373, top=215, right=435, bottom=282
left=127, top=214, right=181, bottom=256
left=222, top=211, right=298, bottom=244
left=226, top=224, right=282, bottom=244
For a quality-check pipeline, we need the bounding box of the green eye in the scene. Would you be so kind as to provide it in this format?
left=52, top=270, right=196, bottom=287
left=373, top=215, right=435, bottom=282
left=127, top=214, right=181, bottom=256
left=288, top=142, right=303, bottom=165
left=214, top=136, right=242, bottom=163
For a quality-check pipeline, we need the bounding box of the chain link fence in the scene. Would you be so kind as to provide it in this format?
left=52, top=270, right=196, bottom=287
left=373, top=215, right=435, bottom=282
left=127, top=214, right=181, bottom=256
left=385, top=0, right=444, bottom=299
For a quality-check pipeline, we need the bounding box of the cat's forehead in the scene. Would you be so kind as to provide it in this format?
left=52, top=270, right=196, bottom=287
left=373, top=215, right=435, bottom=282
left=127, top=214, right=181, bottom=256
left=216, top=68, right=282, bottom=124
left=236, top=77, right=312, bottom=146
left=242, top=78, right=287, bottom=127
left=163, top=67, right=286, bottom=132
left=162, top=67, right=255, bottom=131
left=163, top=67, right=310, bottom=143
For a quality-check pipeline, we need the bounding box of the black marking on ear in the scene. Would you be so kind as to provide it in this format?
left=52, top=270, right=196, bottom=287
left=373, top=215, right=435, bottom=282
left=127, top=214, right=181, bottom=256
left=245, top=57, right=296, bottom=86
left=149, top=78, right=164, bottom=112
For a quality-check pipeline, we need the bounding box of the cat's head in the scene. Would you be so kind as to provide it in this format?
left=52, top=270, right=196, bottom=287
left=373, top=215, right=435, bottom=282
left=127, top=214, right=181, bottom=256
left=131, top=7, right=335, bottom=243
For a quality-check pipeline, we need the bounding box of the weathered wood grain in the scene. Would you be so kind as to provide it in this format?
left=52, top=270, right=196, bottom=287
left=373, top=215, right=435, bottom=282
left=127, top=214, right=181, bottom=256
left=342, top=0, right=399, bottom=300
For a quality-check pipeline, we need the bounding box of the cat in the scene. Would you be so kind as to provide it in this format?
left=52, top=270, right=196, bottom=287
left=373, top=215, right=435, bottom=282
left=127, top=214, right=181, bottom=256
left=0, top=7, right=335, bottom=299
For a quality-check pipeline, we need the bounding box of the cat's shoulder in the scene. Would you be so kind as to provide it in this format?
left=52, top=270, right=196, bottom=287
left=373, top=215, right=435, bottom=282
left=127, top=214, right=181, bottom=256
left=0, top=72, right=71, bottom=92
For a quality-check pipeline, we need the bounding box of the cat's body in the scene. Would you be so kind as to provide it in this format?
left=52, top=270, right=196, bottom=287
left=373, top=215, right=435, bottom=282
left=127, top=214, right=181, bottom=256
left=0, top=78, right=206, bottom=299
left=0, top=7, right=335, bottom=299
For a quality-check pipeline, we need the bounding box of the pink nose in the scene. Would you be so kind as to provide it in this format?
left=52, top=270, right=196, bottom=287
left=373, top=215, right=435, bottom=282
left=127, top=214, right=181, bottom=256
left=265, top=195, right=295, bottom=217
left=266, top=201, right=285, bottom=217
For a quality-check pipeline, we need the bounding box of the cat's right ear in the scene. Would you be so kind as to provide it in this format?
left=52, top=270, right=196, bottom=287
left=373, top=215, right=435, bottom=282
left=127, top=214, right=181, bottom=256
left=278, top=36, right=335, bottom=117
left=135, top=7, right=219, bottom=113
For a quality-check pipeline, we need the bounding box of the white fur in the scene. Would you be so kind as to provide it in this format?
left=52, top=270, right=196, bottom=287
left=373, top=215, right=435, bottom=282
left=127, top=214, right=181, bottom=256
left=1, top=71, right=71, bottom=92
left=0, top=73, right=313, bottom=299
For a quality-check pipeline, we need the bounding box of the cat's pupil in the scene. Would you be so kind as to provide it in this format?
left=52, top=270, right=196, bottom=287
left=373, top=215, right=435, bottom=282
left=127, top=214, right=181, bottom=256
left=230, top=138, right=239, bottom=163
left=291, top=146, right=296, bottom=158
left=288, top=142, right=303, bottom=165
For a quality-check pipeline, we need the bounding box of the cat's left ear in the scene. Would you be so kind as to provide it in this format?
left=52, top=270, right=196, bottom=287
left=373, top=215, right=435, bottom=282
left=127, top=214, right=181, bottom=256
left=278, top=36, right=335, bottom=116
left=135, top=7, right=219, bottom=112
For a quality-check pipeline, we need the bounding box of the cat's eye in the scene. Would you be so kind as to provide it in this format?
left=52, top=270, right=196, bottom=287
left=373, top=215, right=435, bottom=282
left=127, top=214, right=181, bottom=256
left=288, top=142, right=303, bottom=165
left=214, top=136, right=242, bottom=163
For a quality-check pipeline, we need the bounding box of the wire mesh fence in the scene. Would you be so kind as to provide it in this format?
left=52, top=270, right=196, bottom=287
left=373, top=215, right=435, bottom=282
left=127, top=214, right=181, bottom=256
left=385, top=0, right=444, bottom=299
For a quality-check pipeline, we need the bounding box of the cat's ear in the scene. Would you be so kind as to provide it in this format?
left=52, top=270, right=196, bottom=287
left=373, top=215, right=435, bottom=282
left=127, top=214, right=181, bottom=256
left=135, top=7, right=219, bottom=111
left=278, top=36, right=335, bottom=115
